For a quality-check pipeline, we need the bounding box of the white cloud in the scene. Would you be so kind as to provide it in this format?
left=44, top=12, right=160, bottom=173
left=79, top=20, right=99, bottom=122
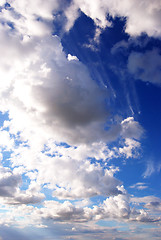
left=10, top=142, right=122, bottom=200
left=129, top=182, right=148, bottom=190
left=119, top=138, right=140, bottom=158
left=67, top=54, right=79, bottom=61
left=143, top=160, right=161, bottom=178
left=0, top=130, right=14, bottom=151
left=121, top=117, right=144, bottom=140
left=0, top=2, right=144, bottom=146
left=0, top=166, right=44, bottom=205
left=65, top=0, right=161, bottom=37
left=143, top=161, right=155, bottom=178
left=8, top=131, right=144, bottom=201
left=0, top=192, right=158, bottom=229
left=0, top=25, right=111, bottom=144
left=0, top=1, right=6, bottom=7
left=30, top=191, right=159, bottom=224
left=0, top=0, right=148, bottom=231
left=131, top=195, right=161, bottom=212
left=1, top=0, right=60, bottom=37
left=2, top=0, right=161, bottom=40
left=102, top=189, right=130, bottom=219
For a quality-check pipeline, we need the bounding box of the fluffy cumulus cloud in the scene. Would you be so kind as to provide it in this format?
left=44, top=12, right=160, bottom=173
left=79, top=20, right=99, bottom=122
left=0, top=166, right=44, bottom=205
left=0, top=0, right=157, bottom=237
left=0, top=29, right=109, bottom=144
left=0, top=2, right=144, bottom=146
left=1, top=191, right=157, bottom=227
left=64, top=0, right=161, bottom=37
left=0, top=1, right=113, bottom=145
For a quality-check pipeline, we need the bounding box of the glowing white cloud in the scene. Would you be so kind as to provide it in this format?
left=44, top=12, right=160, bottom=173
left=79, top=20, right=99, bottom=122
left=65, top=0, right=161, bottom=37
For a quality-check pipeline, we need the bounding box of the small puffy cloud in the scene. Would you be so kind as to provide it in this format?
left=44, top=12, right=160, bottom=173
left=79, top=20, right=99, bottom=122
left=119, top=138, right=140, bottom=158
left=102, top=190, right=130, bottom=219
left=121, top=117, right=144, bottom=140
left=67, top=54, right=79, bottom=61
left=115, top=117, right=144, bottom=158
left=128, top=48, right=161, bottom=85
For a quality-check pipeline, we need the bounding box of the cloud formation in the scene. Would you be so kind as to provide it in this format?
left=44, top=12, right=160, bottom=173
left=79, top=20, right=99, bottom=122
left=0, top=1, right=159, bottom=239
left=64, top=0, right=161, bottom=37
left=0, top=166, right=44, bottom=205
left=128, top=48, right=161, bottom=85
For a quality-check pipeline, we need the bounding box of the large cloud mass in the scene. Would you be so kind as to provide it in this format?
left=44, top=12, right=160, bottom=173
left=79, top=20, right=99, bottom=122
left=0, top=19, right=110, bottom=144
left=0, top=0, right=157, bottom=237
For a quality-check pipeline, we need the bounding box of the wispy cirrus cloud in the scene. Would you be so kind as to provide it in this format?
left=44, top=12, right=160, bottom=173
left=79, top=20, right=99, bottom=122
left=143, top=161, right=161, bottom=178
left=129, top=182, right=148, bottom=190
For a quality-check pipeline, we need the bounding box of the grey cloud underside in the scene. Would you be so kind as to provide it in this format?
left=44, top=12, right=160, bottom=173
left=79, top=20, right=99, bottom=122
left=0, top=167, right=21, bottom=197
left=0, top=30, right=113, bottom=144
left=36, top=193, right=159, bottom=224
left=0, top=167, right=44, bottom=204
left=32, top=59, right=108, bottom=128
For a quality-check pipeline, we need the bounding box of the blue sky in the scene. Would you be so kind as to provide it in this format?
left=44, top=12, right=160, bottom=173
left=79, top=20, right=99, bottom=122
left=0, top=0, right=161, bottom=239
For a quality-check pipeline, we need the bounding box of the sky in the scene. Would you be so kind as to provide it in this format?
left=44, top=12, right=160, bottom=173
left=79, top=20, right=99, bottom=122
left=0, top=0, right=161, bottom=239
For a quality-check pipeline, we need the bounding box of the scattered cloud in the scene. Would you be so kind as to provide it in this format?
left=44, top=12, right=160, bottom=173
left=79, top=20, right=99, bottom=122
left=128, top=48, right=161, bottom=85
left=129, top=182, right=148, bottom=190
left=0, top=1, right=160, bottom=239
left=65, top=0, right=161, bottom=37
left=131, top=195, right=161, bottom=212
left=143, top=161, right=161, bottom=178
left=0, top=166, right=44, bottom=205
